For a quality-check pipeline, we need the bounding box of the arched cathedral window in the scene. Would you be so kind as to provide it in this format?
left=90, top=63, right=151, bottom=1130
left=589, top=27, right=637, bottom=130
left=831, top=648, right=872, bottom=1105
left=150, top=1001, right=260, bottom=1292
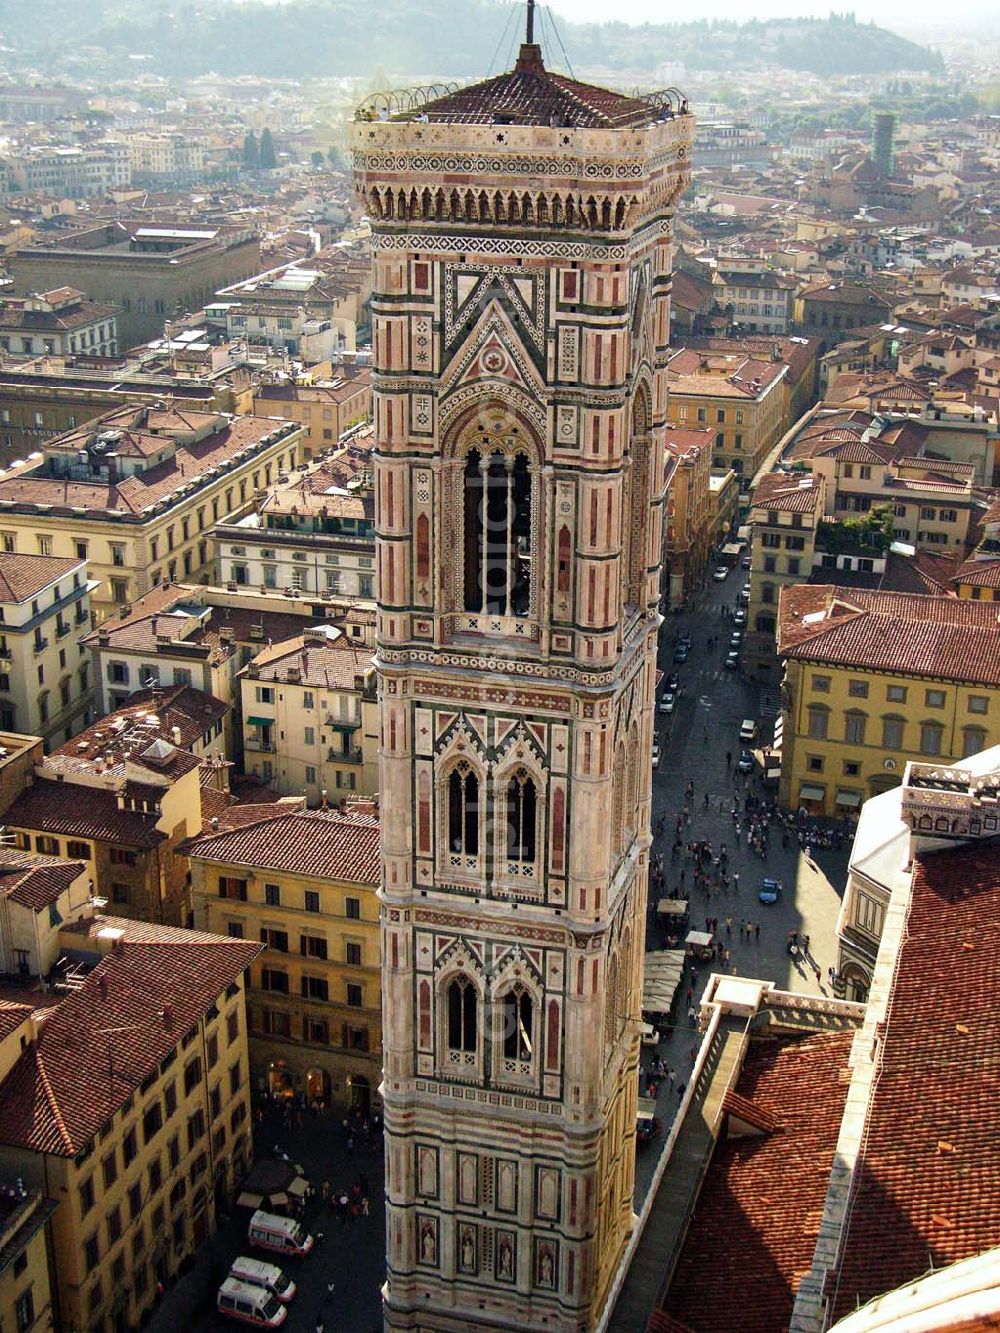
left=505, top=770, right=537, bottom=864
left=447, top=976, right=477, bottom=1053
left=502, top=986, right=533, bottom=1062
left=463, top=448, right=532, bottom=616
left=448, top=766, right=479, bottom=856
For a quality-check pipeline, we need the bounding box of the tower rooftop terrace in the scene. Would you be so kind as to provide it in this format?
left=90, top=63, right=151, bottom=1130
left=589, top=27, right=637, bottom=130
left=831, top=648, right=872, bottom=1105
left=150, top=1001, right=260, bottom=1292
left=355, top=44, right=687, bottom=132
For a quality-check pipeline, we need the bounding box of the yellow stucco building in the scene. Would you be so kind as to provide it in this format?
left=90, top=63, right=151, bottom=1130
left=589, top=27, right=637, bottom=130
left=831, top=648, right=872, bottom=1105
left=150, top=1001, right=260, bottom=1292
left=188, top=806, right=382, bottom=1115
left=0, top=1176, right=54, bottom=1333
left=0, top=405, right=302, bottom=618
left=777, top=584, right=1000, bottom=816
left=666, top=347, right=789, bottom=481
left=240, top=627, right=378, bottom=801
left=0, top=916, right=260, bottom=1333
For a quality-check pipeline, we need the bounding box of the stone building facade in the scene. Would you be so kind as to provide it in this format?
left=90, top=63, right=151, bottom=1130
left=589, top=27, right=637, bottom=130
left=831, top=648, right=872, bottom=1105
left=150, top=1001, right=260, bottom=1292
left=353, top=34, right=692, bottom=1332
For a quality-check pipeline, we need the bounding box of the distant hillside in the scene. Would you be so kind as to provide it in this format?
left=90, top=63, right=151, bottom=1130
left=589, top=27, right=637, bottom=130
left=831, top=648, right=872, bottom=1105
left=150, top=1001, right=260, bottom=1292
left=2, top=2, right=944, bottom=81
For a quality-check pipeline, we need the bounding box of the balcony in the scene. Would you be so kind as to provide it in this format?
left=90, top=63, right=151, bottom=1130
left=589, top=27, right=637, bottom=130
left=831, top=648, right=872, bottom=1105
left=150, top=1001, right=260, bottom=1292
left=33, top=636, right=48, bottom=654
left=245, top=737, right=275, bottom=753
left=327, top=746, right=363, bottom=765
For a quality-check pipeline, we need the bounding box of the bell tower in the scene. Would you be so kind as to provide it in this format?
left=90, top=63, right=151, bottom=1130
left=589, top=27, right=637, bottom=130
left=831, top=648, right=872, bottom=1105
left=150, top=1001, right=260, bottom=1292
left=354, top=26, right=692, bottom=1331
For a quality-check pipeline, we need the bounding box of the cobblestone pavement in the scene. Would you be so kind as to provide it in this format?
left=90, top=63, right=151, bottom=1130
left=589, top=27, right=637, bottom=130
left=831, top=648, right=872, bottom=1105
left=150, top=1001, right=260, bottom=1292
left=634, top=572, right=850, bottom=1202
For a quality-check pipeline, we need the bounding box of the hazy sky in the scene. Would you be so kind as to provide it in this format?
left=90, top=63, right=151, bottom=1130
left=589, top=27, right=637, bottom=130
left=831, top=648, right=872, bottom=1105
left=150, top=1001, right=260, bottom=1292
left=546, top=0, right=986, bottom=27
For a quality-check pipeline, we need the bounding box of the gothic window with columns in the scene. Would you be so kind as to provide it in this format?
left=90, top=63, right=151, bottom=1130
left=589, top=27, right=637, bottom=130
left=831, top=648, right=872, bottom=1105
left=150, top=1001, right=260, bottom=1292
left=448, top=764, right=480, bottom=857
left=460, top=440, right=534, bottom=617
left=447, top=975, right=478, bottom=1053
left=502, top=986, right=533, bottom=1062
left=505, top=769, right=537, bottom=864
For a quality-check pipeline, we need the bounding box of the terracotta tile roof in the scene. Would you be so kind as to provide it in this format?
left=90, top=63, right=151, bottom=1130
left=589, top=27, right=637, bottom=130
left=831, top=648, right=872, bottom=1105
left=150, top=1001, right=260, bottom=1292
left=45, top=685, right=227, bottom=778
left=0, top=848, right=86, bottom=911
left=0, top=924, right=261, bottom=1156
left=0, top=553, right=82, bottom=604
left=670, top=270, right=714, bottom=313
left=5, top=779, right=166, bottom=850
left=81, top=585, right=322, bottom=663
left=879, top=549, right=961, bottom=597
left=0, top=410, right=295, bottom=520
left=247, top=636, right=373, bottom=689
left=753, top=473, right=823, bottom=513
left=955, top=558, right=1000, bottom=589
left=800, top=283, right=892, bottom=308
left=186, top=809, right=379, bottom=884
left=829, top=846, right=1000, bottom=1320
left=777, top=585, right=1000, bottom=686
left=411, top=45, right=659, bottom=129
left=0, top=999, right=33, bottom=1043
left=662, top=1030, right=855, bottom=1333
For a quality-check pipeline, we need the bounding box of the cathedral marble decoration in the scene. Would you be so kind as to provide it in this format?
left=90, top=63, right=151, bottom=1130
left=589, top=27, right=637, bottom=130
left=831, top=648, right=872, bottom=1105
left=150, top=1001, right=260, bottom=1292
left=354, top=22, right=692, bottom=1332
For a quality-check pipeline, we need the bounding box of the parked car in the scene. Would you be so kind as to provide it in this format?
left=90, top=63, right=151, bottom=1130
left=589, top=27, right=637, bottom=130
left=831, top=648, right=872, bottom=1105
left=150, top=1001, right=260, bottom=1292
left=729, top=632, right=742, bottom=649
left=658, top=692, right=676, bottom=715
left=636, top=1098, right=661, bottom=1145
left=217, top=1278, right=287, bottom=1327
left=738, top=584, right=751, bottom=604
left=713, top=565, right=729, bottom=582
left=679, top=633, right=692, bottom=648
left=737, top=749, right=754, bottom=772
left=725, top=652, right=739, bottom=671
left=229, top=1258, right=296, bottom=1305
left=739, top=719, right=758, bottom=744
left=741, top=554, right=751, bottom=569
left=759, top=877, right=783, bottom=905
left=666, top=672, right=680, bottom=692
left=733, top=607, right=746, bottom=626
left=673, top=643, right=689, bottom=663
left=247, top=1211, right=314, bottom=1259
left=651, top=740, right=662, bottom=770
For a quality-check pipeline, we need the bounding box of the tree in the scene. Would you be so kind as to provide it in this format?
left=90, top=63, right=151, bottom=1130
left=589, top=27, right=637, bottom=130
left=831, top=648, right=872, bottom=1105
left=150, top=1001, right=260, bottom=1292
left=259, top=127, right=276, bottom=169
left=242, top=131, right=259, bottom=168
left=327, top=146, right=345, bottom=172
left=310, top=150, right=325, bottom=169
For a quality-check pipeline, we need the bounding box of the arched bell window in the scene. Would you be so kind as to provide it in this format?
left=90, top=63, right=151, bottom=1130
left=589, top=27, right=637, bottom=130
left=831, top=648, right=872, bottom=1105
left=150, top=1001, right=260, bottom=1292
left=463, top=447, right=533, bottom=616
left=448, top=765, right=479, bottom=856
left=502, top=986, right=533, bottom=1062
left=505, top=770, right=537, bottom=864
left=447, top=976, right=477, bottom=1053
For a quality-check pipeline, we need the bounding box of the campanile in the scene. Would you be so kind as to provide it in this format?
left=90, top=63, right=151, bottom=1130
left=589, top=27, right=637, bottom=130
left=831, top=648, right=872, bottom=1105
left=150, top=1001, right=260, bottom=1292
left=353, top=22, right=692, bottom=1329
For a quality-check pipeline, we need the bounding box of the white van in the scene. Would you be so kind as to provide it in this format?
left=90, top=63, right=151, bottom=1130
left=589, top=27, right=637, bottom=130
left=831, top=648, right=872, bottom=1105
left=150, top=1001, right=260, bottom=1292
left=247, top=1209, right=314, bottom=1259
left=217, top=1276, right=287, bottom=1327
left=229, top=1256, right=296, bottom=1304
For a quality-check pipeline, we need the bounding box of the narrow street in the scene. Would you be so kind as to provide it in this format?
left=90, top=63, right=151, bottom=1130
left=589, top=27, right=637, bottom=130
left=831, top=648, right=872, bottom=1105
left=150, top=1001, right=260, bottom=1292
left=634, top=568, right=850, bottom=1201
left=173, top=574, right=851, bottom=1327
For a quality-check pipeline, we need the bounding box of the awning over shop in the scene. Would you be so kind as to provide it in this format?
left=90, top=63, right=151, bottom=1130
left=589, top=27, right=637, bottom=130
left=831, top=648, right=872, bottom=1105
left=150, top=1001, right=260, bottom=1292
left=773, top=717, right=783, bottom=747
left=236, top=1191, right=264, bottom=1209
left=288, top=1176, right=310, bottom=1199
left=642, top=949, right=685, bottom=1013
left=737, top=525, right=751, bottom=541
left=326, top=720, right=360, bottom=732
left=246, top=716, right=272, bottom=728
left=655, top=898, right=689, bottom=917
left=836, top=790, right=863, bottom=809
left=799, top=784, right=826, bottom=802
left=722, top=542, right=743, bottom=556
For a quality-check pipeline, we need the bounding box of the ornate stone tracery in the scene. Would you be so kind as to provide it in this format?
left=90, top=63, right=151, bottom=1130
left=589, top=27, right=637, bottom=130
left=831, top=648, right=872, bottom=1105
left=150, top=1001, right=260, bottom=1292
left=357, top=34, right=692, bottom=1332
